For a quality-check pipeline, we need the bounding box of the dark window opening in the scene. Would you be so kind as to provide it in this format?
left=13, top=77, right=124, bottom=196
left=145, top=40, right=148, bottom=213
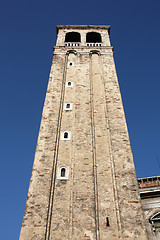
left=69, top=62, right=73, bottom=66
left=68, top=81, right=71, bottom=86
left=66, top=103, right=70, bottom=108
left=64, top=132, right=68, bottom=139
left=86, top=32, right=102, bottom=43
left=61, top=168, right=66, bottom=177
left=65, top=32, right=81, bottom=42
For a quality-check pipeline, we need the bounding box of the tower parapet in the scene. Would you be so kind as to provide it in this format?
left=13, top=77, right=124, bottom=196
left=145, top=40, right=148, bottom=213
left=56, top=25, right=111, bottom=47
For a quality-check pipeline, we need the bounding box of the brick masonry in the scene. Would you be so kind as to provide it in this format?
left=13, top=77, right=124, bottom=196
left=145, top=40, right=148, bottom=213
left=19, top=25, right=148, bottom=240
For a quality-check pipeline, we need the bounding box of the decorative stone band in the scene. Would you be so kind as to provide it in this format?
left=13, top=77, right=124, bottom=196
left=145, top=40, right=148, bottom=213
left=53, top=51, right=113, bottom=55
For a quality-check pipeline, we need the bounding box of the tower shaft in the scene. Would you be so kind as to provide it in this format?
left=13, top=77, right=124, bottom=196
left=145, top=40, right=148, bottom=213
left=20, top=25, right=148, bottom=240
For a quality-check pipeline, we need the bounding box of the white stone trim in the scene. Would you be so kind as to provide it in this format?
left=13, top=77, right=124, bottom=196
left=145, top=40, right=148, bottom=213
left=54, top=52, right=66, bottom=54
left=57, top=34, right=66, bottom=37
left=54, top=51, right=113, bottom=55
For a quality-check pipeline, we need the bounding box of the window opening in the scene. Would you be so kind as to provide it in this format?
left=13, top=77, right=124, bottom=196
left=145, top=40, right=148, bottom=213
left=61, top=168, right=66, bottom=177
left=68, top=81, right=72, bottom=86
left=65, top=32, right=81, bottom=42
left=66, top=103, right=70, bottom=108
left=64, top=102, right=72, bottom=111
left=61, top=131, right=71, bottom=140
left=64, top=132, right=68, bottom=139
left=86, top=32, right=102, bottom=43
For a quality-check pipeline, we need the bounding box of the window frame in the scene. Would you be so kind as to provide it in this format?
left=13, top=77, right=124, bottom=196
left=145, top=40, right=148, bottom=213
left=64, top=102, right=72, bottom=111
left=66, top=81, right=73, bottom=88
left=57, top=165, right=69, bottom=180
left=61, top=130, right=71, bottom=141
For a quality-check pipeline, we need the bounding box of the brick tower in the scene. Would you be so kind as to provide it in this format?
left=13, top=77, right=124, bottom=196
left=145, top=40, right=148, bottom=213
left=20, top=25, right=148, bottom=240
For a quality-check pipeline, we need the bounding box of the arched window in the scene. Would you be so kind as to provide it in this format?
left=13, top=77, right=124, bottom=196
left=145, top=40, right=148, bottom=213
left=64, top=102, right=72, bottom=111
left=65, top=32, right=81, bottom=42
left=61, top=168, right=66, bottom=177
left=57, top=165, right=69, bottom=180
left=61, top=131, right=71, bottom=140
left=86, top=32, right=102, bottom=43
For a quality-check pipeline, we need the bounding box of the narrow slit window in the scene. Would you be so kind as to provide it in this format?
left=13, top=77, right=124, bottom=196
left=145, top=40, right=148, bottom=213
left=106, top=217, right=110, bottom=227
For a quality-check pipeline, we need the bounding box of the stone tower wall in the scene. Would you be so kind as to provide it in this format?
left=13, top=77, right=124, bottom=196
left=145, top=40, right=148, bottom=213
left=20, top=25, right=148, bottom=240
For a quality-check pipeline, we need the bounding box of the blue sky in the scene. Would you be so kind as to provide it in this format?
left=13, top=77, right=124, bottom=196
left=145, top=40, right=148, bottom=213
left=1, top=0, right=160, bottom=239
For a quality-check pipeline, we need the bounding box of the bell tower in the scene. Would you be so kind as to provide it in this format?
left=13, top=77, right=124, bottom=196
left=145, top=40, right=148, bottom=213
left=20, top=25, right=148, bottom=240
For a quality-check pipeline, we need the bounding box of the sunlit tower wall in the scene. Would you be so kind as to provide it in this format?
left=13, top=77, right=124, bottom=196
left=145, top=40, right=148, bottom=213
left=20, top=25, right=148, bottom=240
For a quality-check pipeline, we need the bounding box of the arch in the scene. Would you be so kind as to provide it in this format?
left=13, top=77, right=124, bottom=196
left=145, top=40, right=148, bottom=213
left=148, top=210, right=160, bottom=233
left=147, top=209, right=160, bottom=221
left=66, top=50, right=77, bottom=55
left=86, top=32, right=102, bottom=43
left=89, top=50, right=101, bottom=55
left=65, top=32, right=81, bottom=42
left=150, top=211, right=160, bottom=222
